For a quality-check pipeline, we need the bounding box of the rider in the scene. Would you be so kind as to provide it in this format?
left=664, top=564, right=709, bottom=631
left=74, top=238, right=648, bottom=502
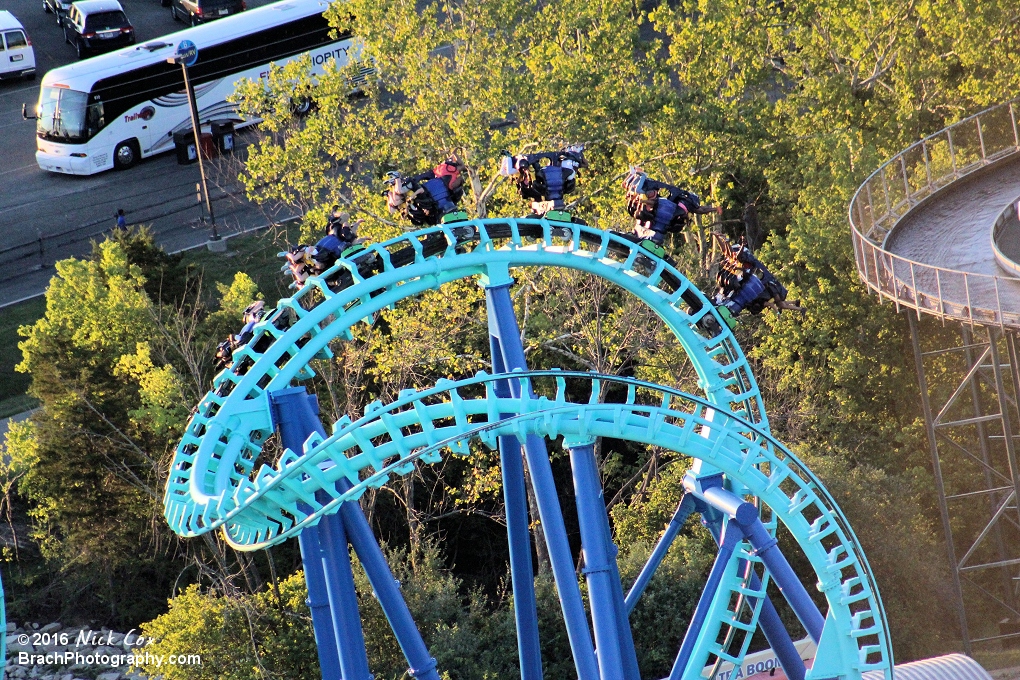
left=710, top=234, right=803, bottom=328
left=282, top=209, right=366, bottom=288
left=385, top=156, right=469, bottom=226
left=215, top=301, right=268, bottom=370
left=623, top=168, right=719, bottom=255
left=499, top=145, right=586, bottom=222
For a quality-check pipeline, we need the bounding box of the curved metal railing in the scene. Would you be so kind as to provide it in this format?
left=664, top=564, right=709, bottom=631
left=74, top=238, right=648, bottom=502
left=849, top=98, right=1020, bottom=329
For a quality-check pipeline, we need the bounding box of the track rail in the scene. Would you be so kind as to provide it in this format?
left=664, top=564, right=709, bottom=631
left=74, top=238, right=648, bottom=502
left=166, top=220, right=767, bottom=535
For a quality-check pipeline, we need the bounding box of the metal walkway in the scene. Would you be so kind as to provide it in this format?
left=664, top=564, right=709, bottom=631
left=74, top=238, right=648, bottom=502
left=851, top=99, right=1020, bottom=329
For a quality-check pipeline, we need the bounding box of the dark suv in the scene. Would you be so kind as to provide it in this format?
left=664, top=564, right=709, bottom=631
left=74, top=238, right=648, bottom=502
left=168, top=0, right=245, bottom=26
left=62, top=0, right=133, bottom=59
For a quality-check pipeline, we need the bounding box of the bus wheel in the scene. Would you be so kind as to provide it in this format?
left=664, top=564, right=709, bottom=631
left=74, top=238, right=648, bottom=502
left=44, top=1, right=51, bottom=13
left=114, top=140, right=139, bottom=170
left=75, top=38, right=86, bottom=59
left=291, top=97, right=312, bottom=116
left=171, top=4, right=180, bottom=20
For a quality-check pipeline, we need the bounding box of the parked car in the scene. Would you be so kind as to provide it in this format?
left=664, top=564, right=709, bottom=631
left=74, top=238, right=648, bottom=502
left=0, top=11, right=36, bottom=80
left=169, top=0, right=245, bottom=26
left=62, top=0, right=134, bottom=59
left=43, top=0, right=74, bottom=27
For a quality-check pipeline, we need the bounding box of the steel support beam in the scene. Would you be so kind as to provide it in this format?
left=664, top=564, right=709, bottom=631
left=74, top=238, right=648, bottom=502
left=485, top=282, right=599, bottom=680
left=908, top=313, right=971, bottom=653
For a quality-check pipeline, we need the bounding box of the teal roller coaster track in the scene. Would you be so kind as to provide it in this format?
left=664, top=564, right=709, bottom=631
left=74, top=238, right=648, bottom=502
left=164, top=219, right=893, bottom=680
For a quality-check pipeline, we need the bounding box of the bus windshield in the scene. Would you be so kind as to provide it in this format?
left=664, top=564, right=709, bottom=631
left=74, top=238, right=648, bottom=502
left=36, top=87, right=98, bottom=144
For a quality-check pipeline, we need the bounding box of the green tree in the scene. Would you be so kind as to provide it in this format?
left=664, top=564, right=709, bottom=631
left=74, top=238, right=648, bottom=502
left=232, top=0, right=671, bottom=235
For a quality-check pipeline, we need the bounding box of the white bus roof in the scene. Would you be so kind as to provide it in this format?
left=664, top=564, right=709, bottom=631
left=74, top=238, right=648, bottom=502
left=40, top=0, right=334, bottom=90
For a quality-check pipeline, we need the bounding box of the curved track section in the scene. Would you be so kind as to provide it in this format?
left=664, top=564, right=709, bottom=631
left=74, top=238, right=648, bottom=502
left=234, top=371, right=890, bottom=674
left=164, top=219, right=892, bottom=679
left=165, top=220, right=766, bottom=536
left=850, top=98, right=1020, bottom=328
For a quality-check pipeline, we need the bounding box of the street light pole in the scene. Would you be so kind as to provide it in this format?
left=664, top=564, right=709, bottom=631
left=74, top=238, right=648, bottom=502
left=169, top=42, right=219, bottom=244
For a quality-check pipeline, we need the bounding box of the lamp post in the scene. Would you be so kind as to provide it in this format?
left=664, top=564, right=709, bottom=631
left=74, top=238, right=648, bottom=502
left=168, top=40, right=220, bottom=245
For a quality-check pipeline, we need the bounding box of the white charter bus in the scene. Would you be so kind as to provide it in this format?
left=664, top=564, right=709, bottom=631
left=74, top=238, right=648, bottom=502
left=34, top=0, right=366, bottom=175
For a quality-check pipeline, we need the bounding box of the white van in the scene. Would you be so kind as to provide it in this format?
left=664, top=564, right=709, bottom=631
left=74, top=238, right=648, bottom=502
left=0, top=11, right=35, bottom=80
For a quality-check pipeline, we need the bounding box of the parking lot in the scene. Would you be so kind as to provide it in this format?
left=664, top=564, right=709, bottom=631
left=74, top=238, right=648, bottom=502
left=0, top=0, right=284, bottom=306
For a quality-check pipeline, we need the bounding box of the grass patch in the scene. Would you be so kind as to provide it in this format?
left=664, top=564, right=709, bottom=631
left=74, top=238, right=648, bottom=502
left=0, top=296, right=45, bottom=409
left=974, top=647, right=1020, bottom=671
left=179, top=222, right=302, bottom=307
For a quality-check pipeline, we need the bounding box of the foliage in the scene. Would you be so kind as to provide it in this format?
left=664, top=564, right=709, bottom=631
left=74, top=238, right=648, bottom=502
left=232, top=0, right=671, bottom=234
left=138, top=543, right=521, bottom=680
left=137, top=572, right=319, bottom=680
left=3, top=232, right=274, bottom=626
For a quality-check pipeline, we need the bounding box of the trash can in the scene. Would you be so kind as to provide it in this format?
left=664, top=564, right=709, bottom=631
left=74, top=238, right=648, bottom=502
left=199, top=132, right=217, bottom=160
left=211, top=121, right=234, bottom=155
left=173, top=129, right=197, bottom=165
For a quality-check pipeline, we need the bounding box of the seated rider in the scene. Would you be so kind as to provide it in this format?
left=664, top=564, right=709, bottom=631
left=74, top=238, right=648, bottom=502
left=215, top=300, right=268, bottom=370
left=623, top=168, right=719, bottom=249
left=711, top=234, right=803, bottom=327
left=282, top=209, right=366, bottom=288
left=385, top=156, right=468, bottom=226
left=499, top=145, right=586, bottom=220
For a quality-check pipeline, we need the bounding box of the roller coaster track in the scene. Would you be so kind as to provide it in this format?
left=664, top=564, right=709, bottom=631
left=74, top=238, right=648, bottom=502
left=165, top=218, right=892, bottom=679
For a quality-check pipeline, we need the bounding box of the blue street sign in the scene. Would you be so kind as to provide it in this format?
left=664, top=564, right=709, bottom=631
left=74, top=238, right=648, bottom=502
left=175, top=40, right=198, bottom=67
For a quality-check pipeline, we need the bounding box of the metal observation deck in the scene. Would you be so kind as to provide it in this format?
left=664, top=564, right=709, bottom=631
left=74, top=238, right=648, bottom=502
left=851, top=101, right=1020, bottom=653
left=166, top=219, right=893, bottom=679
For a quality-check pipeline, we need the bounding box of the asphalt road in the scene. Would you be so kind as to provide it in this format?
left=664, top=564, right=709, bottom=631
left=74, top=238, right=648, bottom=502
left=0, top=0, right=288, bottom=307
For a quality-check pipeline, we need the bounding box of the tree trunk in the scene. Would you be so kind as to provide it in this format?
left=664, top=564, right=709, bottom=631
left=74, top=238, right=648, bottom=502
left=525, top=466, right=552, bottom=575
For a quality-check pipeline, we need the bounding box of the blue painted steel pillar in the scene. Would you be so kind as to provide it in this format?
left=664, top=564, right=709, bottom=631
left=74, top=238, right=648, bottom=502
left=488, top=330, right=543, bottom=680
left=569, top=443, right=640, bottom=680
left=669, top=521, right=744, bottom=679
left=702, top=487, right=825, bottom=643
left=271, top=388, right=349, bottom=680
left=700, top=515, right=805, bottom=680
left=316, top=501, right=373, bottom=680
left=485, top=282, right=600, bottom=680
left=336, top=475, right=440, bottom=680
left=624, top=493, right=698, bottom=614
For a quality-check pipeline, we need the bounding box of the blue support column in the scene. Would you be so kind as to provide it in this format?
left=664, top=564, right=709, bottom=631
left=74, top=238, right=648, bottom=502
left=488, top=331, right=543, bottom=680
left=569, top=443, right=641, bottom=680
left=336, top=476, right=440, bottom=680
left=701, top=487, right=825, bottom=644
left=669, top=521, right=744, bottom=680
left=624, top=494, right=698, bottom=614
left=271, top=388, right=352, bottom=680
left=274, top=387, right=437, bottom=678
left=295, top=507, right=343, bottom=680
left=485, top=282, right=600, bottom=680
left=701, top=503, right=807, bottom=680
left=317, top=501, right=372, bottom=680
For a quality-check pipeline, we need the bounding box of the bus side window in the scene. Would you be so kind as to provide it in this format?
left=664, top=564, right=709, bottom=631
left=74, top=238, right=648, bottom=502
left=87, top=100, right=105, bottom=138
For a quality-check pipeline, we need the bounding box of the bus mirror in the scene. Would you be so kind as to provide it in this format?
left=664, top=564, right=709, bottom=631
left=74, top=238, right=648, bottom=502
left=22, top=103, right=37, bottom=121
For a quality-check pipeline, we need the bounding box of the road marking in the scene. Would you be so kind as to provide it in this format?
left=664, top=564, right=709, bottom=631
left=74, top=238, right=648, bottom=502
left=0, top=163, right=38, bottom=177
